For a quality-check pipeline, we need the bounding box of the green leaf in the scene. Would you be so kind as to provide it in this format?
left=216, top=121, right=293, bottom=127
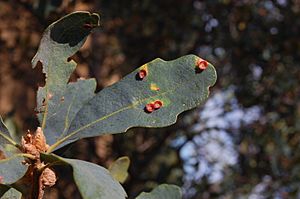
left=136, top=184, right=182, bottom=199
left=0, top=119, right=27, bottom=191
left=0, top=155, right=27, bottom=185
left=32, top=11, right=100, bottom=131
left=44, top=79, right=96, bottom=145
left=41, top=154, right=127, bottom=199
left=3, top=117, right=19, bottom=144
left=0, top=187, right=22, bottom=199
left=109, top=156, right=130, bottom=183
left=48, top=55, right=217, bottom=151
left=0, top=185, right=10, bottom=197
left=0, top=116, right=18, bottom=157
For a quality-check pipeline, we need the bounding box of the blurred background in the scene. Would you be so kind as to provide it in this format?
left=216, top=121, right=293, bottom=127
left=0, top=0, right=300, bottom=198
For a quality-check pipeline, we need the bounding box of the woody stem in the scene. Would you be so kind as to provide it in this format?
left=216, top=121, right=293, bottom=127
left=30, top=163, right=44, bottom=199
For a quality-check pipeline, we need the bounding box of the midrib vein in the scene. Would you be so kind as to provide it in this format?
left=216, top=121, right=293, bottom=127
left=48, top=89, right=171, bottom=152
left=0, top=130, right=17, bottom=146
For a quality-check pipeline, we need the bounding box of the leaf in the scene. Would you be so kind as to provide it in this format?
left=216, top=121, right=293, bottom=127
left=136, top=184, right=182, bottom=199
left=0, top=185, right=10, bottom=197
left=0, top=116, right=18, bottom=157
left=68, top=158, right=127, bottom=199
left=109, top=156, right=130, bottom=183
left=0, top=120, right=27, bottom=192
left=32, top=11, right=100, bottom=131
left=0, top=187, right=22, bottom=199
left=0, top=155, right=27, bottom=185
left=41, top=153, right=127, bottom=199
left=48, top=55, right=217, bottom=151
left=44, top=79, right=96, bottom=145
left=4, top=117, right=20, bottom=144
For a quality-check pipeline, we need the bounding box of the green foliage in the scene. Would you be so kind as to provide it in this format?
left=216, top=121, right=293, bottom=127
left=30, top=11, right=216, bottom=153
left=109, top=156, right=130, bottom=183
left=136, top=184, right=182, bottom=199
left=48, top=54, right=216, bottom=152
left=32, top=11, right=99, bottom=134
left=0, top=155, right=27, bottom=185
left=0, top=187, right=21, bottom=199
left=41, top=153, right=127, bottom=199
left=0, top=118, right=27, bottom=189
left=0, top=11, right=217, bottom=198
left=0, top=117, right=18, bottom=157
left=0, top=185, right=9, bottom=196
left=1, top=1, right=300, bottom=198
left=42, top=79, right=96, bottom=146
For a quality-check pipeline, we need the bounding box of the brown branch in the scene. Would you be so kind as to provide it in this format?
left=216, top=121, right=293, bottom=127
left=30, top=164, right=44, bottom=199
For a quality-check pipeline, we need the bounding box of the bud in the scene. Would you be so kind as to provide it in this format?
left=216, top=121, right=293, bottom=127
left=41, top=168, right=56, bottom=187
